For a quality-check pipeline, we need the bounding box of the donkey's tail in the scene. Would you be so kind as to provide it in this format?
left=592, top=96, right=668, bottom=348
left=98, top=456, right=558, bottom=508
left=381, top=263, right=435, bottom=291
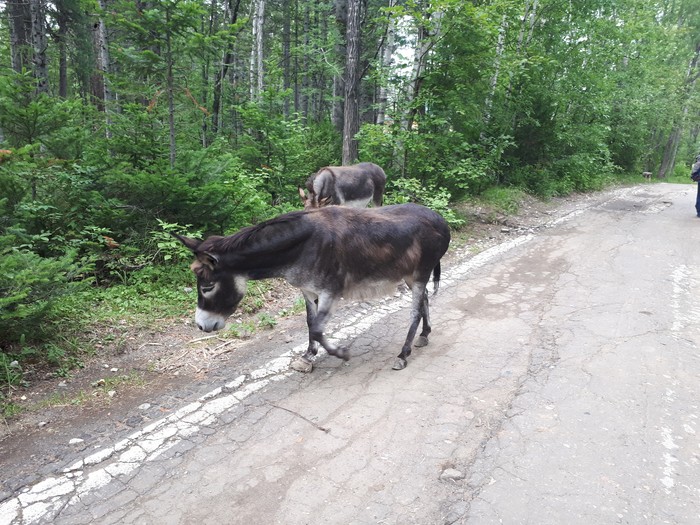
left=432, top=262, right=442, bottom=295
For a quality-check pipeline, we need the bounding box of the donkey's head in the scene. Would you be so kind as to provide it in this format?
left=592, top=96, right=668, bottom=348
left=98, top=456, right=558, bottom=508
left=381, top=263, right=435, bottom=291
left=298, top=187, right=333, bottom=209
left=175, top=234, right=248, bottom=332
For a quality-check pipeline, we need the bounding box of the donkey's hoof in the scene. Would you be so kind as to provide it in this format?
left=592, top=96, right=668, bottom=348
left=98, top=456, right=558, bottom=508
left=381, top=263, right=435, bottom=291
left=291, top=357, right=314, bottom=373
left=392, top=358, right=407, bottom=370
left=330, top=347, right=350, bottom=361
left=414, top=336, right=429, bottom=348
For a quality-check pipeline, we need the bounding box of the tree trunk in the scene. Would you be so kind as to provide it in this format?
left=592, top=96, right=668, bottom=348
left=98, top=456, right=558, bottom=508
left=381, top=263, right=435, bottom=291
left=282, top=0, right=291, bottom=117
left=341, top=0, right=360, bottom=165
left=29, top=0, right=48, bottom=94
left=199, top=0, right=219, bottom=146
left=316, top=9, right=329, bottom=121
left=482, top=13, right=507, bottom=130
left=376, top=0, right=396, bottom=126
left=657, top=125, right=682, bottom=178
left=301, top=2, right=310, bottom=119
left=8, top=0, right=32, bottom=74
left=249, top=0, right=265, bottom=102
left=57, top=23, right=68, bottom=98
left=165, top=7, right=176, bottom=168
left=90, top=0, right=112, bottom=113
left=394, top=4, right=443, bottom=175
left=212, top=0, right=242, bottom=133
left=402, top=8, right=443, bottom=132
left=507, top=0, right=538, bottom=131
left=332, top=0, right=347, bottom=133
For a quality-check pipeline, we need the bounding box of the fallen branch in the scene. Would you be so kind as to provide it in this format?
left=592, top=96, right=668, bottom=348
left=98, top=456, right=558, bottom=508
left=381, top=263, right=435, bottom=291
left=268, top=402, right=330, bottom=433
left=211, top=339, right=238, bottom=356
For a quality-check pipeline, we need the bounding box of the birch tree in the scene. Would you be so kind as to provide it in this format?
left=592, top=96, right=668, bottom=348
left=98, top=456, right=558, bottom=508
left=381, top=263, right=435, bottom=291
left=658, top=43, right=700, bottom=178
left=91, top=0, right=112, bottom=112
left=481, top=13, right=507, bottom=131
left=376, top=0, right=397, bottom=126
left=402, top=2, right=443, bottom=132
left=342, top=0, right=360, bottom=164
left=249, top=0, right=265, bottom=102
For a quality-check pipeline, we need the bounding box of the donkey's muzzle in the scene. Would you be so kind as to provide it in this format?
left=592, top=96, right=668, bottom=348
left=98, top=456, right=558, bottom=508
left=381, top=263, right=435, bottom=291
left=195, top=308, right=227, bottom=332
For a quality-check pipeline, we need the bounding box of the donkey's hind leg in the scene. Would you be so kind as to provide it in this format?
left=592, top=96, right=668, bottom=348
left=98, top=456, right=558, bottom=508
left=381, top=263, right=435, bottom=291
left=393, top=282, right=428, bottom=370
left=414, top=289, right=431, bottom=348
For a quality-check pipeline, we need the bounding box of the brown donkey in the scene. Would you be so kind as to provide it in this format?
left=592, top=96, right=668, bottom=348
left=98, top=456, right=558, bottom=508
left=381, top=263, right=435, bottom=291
left=175, top=203, right=450, bottom=371
left=299, top=162, right=387, bottom=209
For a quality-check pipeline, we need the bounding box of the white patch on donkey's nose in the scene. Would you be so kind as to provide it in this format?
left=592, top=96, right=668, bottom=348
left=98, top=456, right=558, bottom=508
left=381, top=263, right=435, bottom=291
left=195, top=307, right=227, bottom=332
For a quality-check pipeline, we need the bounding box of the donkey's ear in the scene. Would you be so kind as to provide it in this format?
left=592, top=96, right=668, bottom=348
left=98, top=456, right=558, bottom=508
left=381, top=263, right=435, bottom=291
left=319, top=195, right=333, bottom=207
left=171, top=233, right=202, bottom=252
left=298, top=187, right=307, bottom=202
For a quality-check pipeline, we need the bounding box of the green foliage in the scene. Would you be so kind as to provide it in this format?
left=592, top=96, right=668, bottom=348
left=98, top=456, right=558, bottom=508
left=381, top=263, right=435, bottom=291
left=0, top=353, right=23, bottom=390
left=552, top=152, right=617, bottom=193
left=507, top=165, right=560, bottom=200
left=234, top=104, right=340, bottom=203
left=94, top=104, right=169, bottom=169
left=278, top=297, right=307, bottom=318
left=0, top=248, right=83, bottom=346
left=227, top=320, right=257, bottom=339
left=386, top=178, right=465, bottom=228
left=0, top=73, right=92, bottom=157
left=257, top=313, right=277, bottom=329
left=152, top=220, right=201, bottom=263
left=479, top=187, right=526, bottom=215
left=357, top=124, right=396, bottom=174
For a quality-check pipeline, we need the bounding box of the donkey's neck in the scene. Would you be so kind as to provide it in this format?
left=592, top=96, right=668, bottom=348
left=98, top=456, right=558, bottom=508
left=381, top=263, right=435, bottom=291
left=215, top=212, right=311, bottom=278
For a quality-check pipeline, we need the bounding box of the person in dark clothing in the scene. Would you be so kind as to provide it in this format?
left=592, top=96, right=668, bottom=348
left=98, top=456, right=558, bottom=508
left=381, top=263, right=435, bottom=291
left=692, top=155, right=700, bottom=217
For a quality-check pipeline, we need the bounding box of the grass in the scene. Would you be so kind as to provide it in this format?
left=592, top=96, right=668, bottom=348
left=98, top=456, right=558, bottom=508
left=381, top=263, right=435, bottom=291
left=279, top=297, right=306, bottom=318
left=478, top=187, right=526, bottom=215
left=38, top=372, right=146, bottom=410
left=2, top=371, right=146, bottom=422
left=0, top=261, right=294, bottom=413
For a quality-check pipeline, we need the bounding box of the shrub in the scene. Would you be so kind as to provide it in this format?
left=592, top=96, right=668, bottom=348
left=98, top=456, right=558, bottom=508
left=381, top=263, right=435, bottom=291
left=386, top=178, right=465, bottom=228
left=0, top=247, right=83, bottom=346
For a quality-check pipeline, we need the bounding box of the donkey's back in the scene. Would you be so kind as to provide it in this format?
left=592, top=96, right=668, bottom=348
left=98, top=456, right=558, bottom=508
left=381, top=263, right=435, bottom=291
left=297, top=203, right=449, bottom=299
left=301, top=162, right=387, bottom=209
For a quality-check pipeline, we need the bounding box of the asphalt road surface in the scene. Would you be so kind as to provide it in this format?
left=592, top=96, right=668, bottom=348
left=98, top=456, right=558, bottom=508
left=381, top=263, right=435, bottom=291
left=2, top=183, right=699, bottom=525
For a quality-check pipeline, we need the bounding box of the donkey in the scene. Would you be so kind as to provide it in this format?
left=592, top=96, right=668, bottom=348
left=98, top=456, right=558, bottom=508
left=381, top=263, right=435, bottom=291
left=298, top=162, right=387, bottom=209
left=175, top=203, right=450, bottom=371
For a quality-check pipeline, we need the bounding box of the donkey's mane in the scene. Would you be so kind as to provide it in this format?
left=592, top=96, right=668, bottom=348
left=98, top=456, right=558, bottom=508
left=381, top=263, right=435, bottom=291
left=209, top=210, right=310, bottom=254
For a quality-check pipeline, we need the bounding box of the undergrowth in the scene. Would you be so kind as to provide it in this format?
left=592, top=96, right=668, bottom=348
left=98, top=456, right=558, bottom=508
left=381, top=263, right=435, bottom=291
left=0, top=263, right=281, bottom=418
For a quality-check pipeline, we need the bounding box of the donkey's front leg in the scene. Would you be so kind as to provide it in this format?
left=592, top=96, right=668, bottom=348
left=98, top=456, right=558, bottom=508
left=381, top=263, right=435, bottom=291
left=301, top=293, right=320, bottom=360
left=291, top=293, right=321, bottom=373
left=393, top=283, right=428, bottom=370
left=309, top=293, right=349, bottom=361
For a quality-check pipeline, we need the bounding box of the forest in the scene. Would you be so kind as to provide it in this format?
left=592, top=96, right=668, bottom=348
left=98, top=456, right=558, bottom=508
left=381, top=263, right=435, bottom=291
left=1, top=0, right=699, bottom=409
